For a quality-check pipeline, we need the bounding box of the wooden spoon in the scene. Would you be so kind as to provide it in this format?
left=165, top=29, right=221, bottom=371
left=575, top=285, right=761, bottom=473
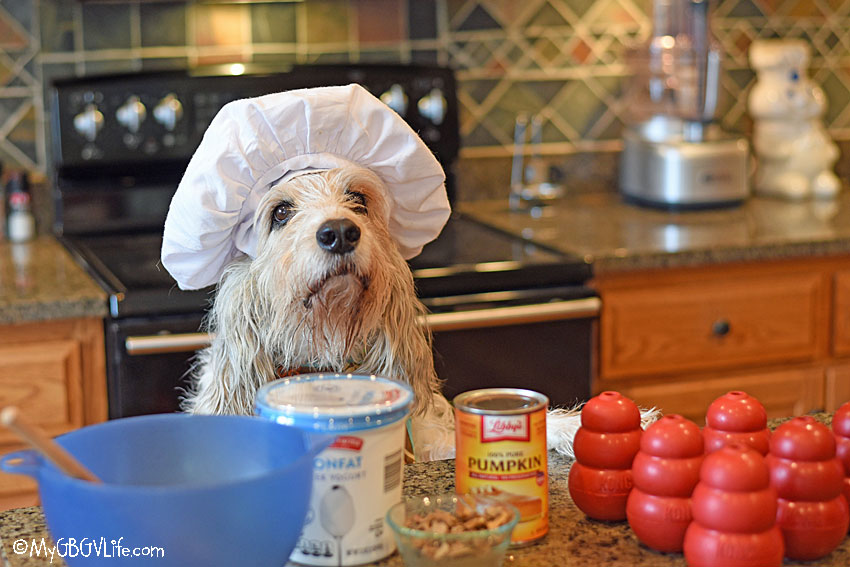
left=1, top=406, right=101, bottom=483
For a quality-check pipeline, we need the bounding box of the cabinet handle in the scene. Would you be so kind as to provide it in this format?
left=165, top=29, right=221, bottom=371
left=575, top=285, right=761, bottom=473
left=712, top=319, right=731, bottom=337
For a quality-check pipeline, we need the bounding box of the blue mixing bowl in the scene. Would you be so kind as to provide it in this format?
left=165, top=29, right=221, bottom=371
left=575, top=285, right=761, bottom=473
left=1, top=414, right=329, bottom=566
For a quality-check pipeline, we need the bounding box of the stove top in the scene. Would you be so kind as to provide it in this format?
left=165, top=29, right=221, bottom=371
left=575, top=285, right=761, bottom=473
left=62, top=214, right=591, bottom=318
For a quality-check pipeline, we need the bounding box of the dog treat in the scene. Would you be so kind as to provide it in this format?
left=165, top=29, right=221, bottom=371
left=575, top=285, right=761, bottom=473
left=404, top=498, right=514, bottom=560
left=454, top=388, right=549, bottom=546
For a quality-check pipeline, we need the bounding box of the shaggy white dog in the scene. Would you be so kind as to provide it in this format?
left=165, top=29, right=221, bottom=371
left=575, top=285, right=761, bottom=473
left=182, top=164, right=455, bottom=461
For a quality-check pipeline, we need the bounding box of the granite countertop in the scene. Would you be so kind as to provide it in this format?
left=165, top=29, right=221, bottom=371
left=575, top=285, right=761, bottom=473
left=459, top=191, right=850, bottom=273
left=0, top=237, right=106, bottom=324
left=2, top=414, right=847, bottom=567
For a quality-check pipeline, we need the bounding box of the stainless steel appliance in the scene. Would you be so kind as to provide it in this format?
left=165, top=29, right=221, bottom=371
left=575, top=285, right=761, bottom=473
left=620, top=0, right=749, bottom=209
left=50, top=65, right=599, bottom=418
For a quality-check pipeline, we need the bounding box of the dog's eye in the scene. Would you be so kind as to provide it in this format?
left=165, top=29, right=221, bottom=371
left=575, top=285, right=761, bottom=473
left=271, top=201, right=295, bottom=228
left=346, top=191, right=368, bottom=215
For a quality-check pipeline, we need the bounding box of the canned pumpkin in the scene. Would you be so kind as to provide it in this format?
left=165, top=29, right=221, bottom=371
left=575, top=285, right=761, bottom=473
left=453, top=388, right=549, bottom=545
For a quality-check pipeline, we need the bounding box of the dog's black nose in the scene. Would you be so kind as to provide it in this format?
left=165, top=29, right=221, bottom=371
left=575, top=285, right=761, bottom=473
left=316, top=218, right=360, bottom=254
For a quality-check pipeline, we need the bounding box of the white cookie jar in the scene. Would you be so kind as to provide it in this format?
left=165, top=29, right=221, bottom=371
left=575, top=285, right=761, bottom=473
left=747, top=39, right=841, bottom=199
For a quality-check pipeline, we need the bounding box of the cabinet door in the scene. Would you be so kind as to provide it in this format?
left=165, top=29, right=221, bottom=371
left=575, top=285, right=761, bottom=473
left=834, top=271, right=850, bottom=357
left=615, top=367, right=825, bottom=425
left=0, top=340, right=84, bottom=445
left=826, top=362, right=850, bottom=412
left=600, top=273, right=825, bottom=379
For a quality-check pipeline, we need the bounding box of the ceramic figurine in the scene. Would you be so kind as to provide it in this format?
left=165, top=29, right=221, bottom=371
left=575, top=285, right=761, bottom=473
left=748, top=39, right=841, bottom=200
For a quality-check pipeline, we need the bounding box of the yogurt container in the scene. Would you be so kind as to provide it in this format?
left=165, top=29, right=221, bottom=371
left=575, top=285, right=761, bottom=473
left=256, top=373, right=413, bottom=566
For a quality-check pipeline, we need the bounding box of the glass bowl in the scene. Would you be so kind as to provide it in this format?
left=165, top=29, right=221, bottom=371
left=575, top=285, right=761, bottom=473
left=386, top=492, right=519, bottom=567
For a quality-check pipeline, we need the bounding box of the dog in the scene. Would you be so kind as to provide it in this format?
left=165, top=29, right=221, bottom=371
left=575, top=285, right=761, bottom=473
left=181, top=164, right=456, bottom=461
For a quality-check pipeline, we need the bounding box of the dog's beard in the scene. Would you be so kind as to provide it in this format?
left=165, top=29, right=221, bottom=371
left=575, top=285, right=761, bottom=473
left=285, top=257, right=382, bottom=368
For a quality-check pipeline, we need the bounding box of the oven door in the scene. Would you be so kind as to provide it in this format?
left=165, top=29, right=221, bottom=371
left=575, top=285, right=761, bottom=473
left=425, top=292, right=600, bottom=408
left=105, top=313, right=207, bottom=419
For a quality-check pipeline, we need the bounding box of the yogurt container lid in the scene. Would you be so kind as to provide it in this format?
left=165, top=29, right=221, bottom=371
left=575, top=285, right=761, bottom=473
left=255, top=373, right=413, bottom=432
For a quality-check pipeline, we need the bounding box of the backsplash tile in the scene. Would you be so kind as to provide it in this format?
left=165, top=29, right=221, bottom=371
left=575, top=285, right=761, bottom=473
left=1, top=0, right=849, bottom=205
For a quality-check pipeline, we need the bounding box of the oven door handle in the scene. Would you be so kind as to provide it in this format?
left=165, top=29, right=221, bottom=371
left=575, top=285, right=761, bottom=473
left=124, top=297, right=601, bottom=353
left=125, top=333, right=213, bottom=355
left=421, top=297, right=600, bottom=332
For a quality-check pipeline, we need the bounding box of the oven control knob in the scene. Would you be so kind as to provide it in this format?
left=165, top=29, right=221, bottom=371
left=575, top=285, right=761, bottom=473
left=380, top=84, right=408, bottom=115
left=417, top=88, right=447, bottom=125
left=116, top=96, right=146, bottom=133
left=153, top=93, right=183, bottom=131
left=73, top=103, right=104, bottom=142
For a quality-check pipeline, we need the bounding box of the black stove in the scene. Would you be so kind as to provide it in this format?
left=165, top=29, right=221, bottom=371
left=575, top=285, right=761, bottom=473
left=50, top=65, right=596, bottom=418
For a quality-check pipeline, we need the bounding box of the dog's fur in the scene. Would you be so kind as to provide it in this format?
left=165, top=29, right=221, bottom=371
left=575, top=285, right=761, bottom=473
left=182, top=165, right=455, bottom=460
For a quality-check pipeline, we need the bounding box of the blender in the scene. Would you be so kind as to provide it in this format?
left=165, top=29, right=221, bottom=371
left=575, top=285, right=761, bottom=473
left=619, top=0, right=749, bottom=209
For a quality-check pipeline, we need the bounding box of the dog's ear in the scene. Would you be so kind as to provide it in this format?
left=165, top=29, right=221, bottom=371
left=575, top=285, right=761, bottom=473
left=184, top=260, right=277, bottom=415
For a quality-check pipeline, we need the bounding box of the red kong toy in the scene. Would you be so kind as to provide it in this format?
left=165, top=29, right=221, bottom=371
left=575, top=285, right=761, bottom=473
left=627, top=414, right=704, bottom=552
left=703, top=391, right=770, bottom=455
left=766, top=416, right=849, bottom=561
left=684, top=443, right=784, bottom=567
left=833, top=401, right=850, bottom=513
left=569, top=391, right=642, bottom=521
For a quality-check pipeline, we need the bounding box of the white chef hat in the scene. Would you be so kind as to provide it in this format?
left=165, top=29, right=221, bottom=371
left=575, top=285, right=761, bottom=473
left=161, top=83, right=450, bottom=290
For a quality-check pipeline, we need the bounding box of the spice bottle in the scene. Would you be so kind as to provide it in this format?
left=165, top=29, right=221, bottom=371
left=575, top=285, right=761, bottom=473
left=627, top=414, right=703, bottom=552
left=684, top=443, right=784, bottom=567
left=703, top=390, right=770, bottom=455
left=6, top=171, right=35, bottom=243
left=767, top=415, right=849, bottom=560
left=833, top=400, right=850, bottom=512
left=568, top=391, right=642, bottom=521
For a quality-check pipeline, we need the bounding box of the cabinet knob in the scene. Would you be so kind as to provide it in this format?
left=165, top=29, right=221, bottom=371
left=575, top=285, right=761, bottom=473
left=712, top=319, right=731, bottom=337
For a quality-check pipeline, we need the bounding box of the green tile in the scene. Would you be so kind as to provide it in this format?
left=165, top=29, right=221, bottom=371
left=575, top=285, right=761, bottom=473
left=526, top=2, right=569, bottom=27
left=140, top=2, right=187, bottom=47
left=464, top=121, right=504, bottom=147
left=358, top=50, right=404, bottom=63
left=4, top=0, right=33, bottom=33
left=7, top=104, right=37, bottom=165
left=408, top=0, right=438, bottom=40
left=42, top=63, right=77, bottom=88
left=523, top=80, right=568, bottom=104
left=83, top=3, right=132, bottom=50
left=541, top=119, right=568, bottom=143
left=84, top=60, right=138, bottom=77
left=462, top=78, right=501, bottom=105
left=553, top=80, right=605, bottom=137
left=141, top=58, right=190, bottom=72
left=39, top=1, right=75, bottom=53
left=562, top=0, right=602, bottom=18
left=725, top=0, right=766, bottom=18
left=251, top=3, right=296, bottom=44
left=595, top=115, right=625, bottom=141
left=305, top=0, right=349, bottom=44
left=411, top=50, right=439, bottom=64
left=252, top=53, right=298, bottom=68
left=819, top=71, right=849, bottom=125
left=0, top=97, right=25, bottom=127
left=456, top=4, right=501, bottom=31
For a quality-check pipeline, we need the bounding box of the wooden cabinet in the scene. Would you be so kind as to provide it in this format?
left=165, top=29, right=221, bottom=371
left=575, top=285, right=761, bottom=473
left=0, top=318, right=106, bottom=511
left=593, top=255, right=850, bottom=421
